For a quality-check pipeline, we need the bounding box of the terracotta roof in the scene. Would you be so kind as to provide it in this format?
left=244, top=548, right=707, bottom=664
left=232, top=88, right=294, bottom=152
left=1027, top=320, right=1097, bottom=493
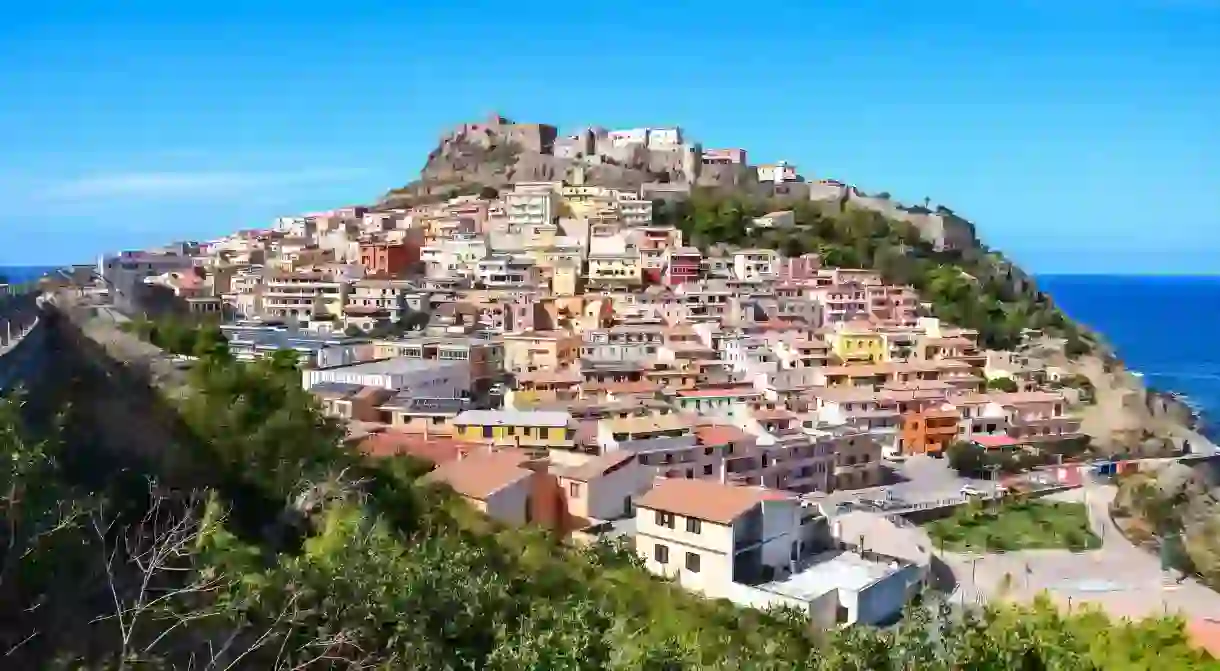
left=676, top=386, right=760, bottom=399
left=636, top=478, right=795, bottom=525
left=754, top=408, right=798, bottom=422
left=694, top=423, right=752, bottom=446
left=422, top=448, right=539, bottom=500
left=554, top=450, right=637, bottom=482
left=359, top=432, right=479, bottom=465
left=973, top=435, right=1020, bottom=449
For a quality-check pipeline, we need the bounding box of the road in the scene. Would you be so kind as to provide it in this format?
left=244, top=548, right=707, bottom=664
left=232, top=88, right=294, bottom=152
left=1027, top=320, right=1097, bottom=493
left=824, top=455, right=994, bottom=509
left=937, top=481, right=1220, bottom=621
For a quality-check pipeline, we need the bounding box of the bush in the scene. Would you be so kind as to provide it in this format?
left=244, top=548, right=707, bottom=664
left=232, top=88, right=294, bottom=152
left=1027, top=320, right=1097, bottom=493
left=987, top=376, right=1019, bottom=393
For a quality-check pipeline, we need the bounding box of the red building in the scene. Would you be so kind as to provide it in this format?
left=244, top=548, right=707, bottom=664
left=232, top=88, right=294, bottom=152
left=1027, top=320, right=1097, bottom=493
left=664, top=247, right=703, bottom=286
left=359, top=240, right=419, bottom=277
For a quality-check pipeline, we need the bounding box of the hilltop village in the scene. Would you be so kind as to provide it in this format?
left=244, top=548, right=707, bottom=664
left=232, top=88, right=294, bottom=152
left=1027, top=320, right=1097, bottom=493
left=91, top=120, right=1130, bottom=627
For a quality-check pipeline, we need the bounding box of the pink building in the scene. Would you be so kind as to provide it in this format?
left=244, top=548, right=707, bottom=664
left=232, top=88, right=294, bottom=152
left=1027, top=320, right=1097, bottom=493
left=702, top=148, right=748, bottom=165
left=778, top=254, right=821, bottom=282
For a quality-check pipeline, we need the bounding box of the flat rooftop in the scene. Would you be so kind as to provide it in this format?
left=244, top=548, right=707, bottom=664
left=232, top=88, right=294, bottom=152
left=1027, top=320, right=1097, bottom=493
left=318, top=357, right=464, bottom=375
left=453, top=409, right=572, bottom=428
left=757, top=550, right=905, bottom=602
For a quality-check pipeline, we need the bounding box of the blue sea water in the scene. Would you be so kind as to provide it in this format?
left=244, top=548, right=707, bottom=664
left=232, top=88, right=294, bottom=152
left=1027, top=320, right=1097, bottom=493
left=1039, top=275, right=1220, bottom=428
left=0, top=265, right=60, bottom=285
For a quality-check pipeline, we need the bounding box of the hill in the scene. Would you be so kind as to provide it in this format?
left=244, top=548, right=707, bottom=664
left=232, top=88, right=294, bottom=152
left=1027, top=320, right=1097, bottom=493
left=374, top=114, right=1219, bottom=455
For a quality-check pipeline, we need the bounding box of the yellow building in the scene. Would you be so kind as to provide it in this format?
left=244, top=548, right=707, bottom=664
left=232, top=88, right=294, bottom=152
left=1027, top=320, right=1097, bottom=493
left=452, top=409, right=575, bottom=449
left=829, top=325, right=885, bottom=364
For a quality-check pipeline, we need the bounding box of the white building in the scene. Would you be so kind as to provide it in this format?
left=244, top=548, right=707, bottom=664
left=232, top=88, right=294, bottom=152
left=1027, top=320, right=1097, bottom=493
left=633, top=478, right=818, bottom=599
left=475, top=255, right=535, bottom=288
left=303, top=357, right=471, bottom=398
left=262, top=271, right=345, bottom=322
left=506, top=185, right=560, bottom=230
left=756, top=161, right=798, bottom=184
left=732, top=249, right=779, bottom=282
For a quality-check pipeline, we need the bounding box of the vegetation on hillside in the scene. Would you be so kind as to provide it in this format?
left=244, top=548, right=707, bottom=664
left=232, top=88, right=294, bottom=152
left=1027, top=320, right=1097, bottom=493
left=1113, top=470, right=1220, bottom=592
left=654, top=191, right=1093, bottom=353
left=947, top=438, right=1093, bottom=477
left=0, top=319, right=1215, bottom=667
left=926, top=499, right=1101, bottom=552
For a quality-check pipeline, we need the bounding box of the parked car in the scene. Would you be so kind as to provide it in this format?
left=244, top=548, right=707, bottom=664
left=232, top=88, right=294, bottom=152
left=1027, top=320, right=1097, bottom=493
left=960, top=484, right=988, bottom=497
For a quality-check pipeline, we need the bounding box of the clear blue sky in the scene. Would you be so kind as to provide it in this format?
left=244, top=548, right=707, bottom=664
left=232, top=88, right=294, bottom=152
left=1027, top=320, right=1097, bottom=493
left=1, top=1, right=1217, bottom=273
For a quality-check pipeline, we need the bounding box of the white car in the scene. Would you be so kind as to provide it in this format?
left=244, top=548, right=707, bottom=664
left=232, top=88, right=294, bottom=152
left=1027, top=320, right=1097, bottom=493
left=960, top=484, right=988, bottom=497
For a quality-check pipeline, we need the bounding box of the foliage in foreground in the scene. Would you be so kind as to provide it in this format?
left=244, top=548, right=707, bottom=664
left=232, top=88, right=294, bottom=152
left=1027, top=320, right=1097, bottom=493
left=1, top=322, right=1215, bottom=667
left=926, top=498, right=1101, bottom=553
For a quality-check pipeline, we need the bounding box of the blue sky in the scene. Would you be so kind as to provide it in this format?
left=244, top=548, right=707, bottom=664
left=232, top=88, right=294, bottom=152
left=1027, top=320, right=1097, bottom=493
left=1, top=1, right=1217, bottom=273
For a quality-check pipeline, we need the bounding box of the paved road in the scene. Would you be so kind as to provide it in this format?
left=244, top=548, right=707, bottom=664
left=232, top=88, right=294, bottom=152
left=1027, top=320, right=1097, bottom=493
left=825, top=455, right=993, bottom=508
left=937, top=481, right=1220, bottom=620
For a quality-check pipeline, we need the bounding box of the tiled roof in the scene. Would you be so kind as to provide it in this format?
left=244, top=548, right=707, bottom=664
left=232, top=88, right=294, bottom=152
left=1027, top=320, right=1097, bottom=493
left=359, top=432, right=479, bottom=464
left=636, top=478, right=794, bottom=525
left=422, top=448, right=539, bottom=500
left=694, top=423, right=752, bottom=446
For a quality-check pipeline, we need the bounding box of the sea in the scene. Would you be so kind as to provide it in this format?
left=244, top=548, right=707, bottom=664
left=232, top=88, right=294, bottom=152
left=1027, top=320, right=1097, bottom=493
left=1039, top=275, right=1220, bottom=432
left=2, top=266, right=1216, bottom=426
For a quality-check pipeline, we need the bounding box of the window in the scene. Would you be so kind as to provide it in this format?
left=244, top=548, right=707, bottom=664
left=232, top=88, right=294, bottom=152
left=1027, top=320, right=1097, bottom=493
left=654, top=544, right=669, bottom=564
left=569, top=482, right=581, bottom=498
left=703, top=463, right=713, bottom=476
left=686, top=517, right=701, bottom=534
left=654, top=511, right=675, bottom=528
left=685, top=552, right=701, bottom=573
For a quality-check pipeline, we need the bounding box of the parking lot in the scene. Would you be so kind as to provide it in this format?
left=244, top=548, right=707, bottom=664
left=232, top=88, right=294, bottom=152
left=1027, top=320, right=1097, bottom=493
left=824, top=455, right=996, bottom=510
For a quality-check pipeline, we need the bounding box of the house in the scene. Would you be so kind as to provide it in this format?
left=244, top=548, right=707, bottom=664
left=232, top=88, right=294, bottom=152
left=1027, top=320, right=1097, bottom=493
left=633, top=478, right=817, bottom=598
left=509, top=368, right=583, bottom=407
left=451, top=409, right=576, bottom=450
left=732, top=249, right=779, bottom=282
left=552, top=450, right=650, bottom=526
left=376, top=394, right=471, bottom=436
left=832, top=433, right=884, bottom=490
left=359, top=239, right=421, bottom=277
left=423, top=448, right=563, bottom=530
left=502, top=330, right=581, bottom=373
left=371, top=336, right=504, bottom=394
left=900, top=406, right=961, bottom=456
left=664, top=247, right=703, bottom=286
left=828, top=322, right=885, bottom=364
left=303, top=357, right=471, bottom=398
left=756, top=161, right=798, bottom=184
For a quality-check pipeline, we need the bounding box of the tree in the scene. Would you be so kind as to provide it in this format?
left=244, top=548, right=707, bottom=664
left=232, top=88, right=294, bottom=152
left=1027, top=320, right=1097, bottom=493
left=946, top=441, right=987, bottom=476
left=986, top=376, right=1019, bottom=393
left=344, top=324, right=364, bottom=337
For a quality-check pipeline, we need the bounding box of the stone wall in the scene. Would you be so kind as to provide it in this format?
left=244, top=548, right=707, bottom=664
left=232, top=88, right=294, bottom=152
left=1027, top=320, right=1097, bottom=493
left=36, top=300, right=214, bottom=490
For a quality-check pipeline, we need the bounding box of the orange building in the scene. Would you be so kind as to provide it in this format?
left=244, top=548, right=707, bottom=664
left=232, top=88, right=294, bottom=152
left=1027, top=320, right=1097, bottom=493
left=900, top=407, right=960, bottom=456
